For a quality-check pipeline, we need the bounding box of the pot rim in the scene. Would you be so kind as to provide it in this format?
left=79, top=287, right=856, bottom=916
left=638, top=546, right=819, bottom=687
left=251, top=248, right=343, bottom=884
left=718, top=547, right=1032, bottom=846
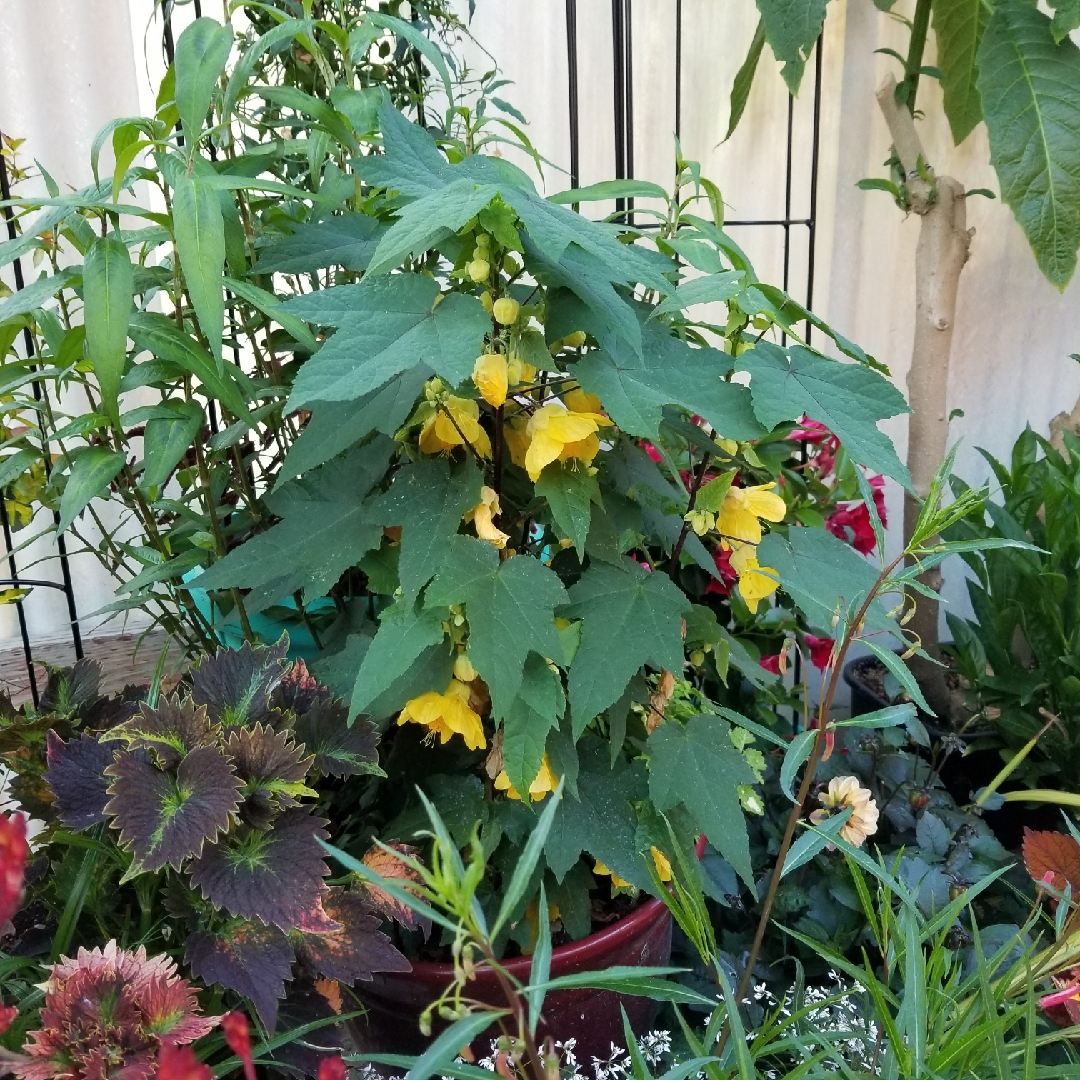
left=405, top=896, right=670, bottom=981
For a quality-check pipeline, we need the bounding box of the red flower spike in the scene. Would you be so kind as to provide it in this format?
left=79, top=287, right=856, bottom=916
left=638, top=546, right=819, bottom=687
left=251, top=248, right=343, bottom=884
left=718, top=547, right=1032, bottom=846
left=0, top=1002, right=16, bottom=1035
left=317, top=1056, right=346, bottom=1080
left=220, top=1013, right=256, bottom=1080
left=759, top=654, right=782, bottom=675
left=159, top=1042, right=213, bottom=1080
left=0, top=811, right=27, bottom=927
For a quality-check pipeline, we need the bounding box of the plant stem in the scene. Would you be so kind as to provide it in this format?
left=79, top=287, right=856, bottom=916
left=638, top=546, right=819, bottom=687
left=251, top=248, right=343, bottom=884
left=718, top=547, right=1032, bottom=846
left=903, top=0, right=933, bottom=115
left=668, top=452, right=711, bottom=580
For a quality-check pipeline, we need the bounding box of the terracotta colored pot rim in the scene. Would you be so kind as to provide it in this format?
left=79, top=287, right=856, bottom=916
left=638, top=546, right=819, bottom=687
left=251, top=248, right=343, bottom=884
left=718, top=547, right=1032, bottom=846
left=406, top=896, right=669, bottom=982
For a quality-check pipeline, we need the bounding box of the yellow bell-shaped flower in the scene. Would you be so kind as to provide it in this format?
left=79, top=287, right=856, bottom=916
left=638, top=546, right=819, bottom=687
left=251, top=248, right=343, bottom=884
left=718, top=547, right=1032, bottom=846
left=472, top=352, right=509, bottom=407
left=419, top=395, right=492, bottom=458
left=729, top=543, right=779, bottom=613
left=717, top=483, right=786, bottom=547
left=494, top=755, right=559, bottom=802
left=464, top=485, right=511, bottom=549
left=397, top=679, right=486, bottom=750
left=524, top=399, right=612, bottom=481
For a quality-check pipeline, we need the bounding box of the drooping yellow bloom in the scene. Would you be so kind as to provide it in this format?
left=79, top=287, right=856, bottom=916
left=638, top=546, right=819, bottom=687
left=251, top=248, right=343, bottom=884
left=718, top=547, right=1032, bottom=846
left=503, top=414, right=531, bottom=469
left=472, top=352, right=509, bottom=407
left=717, top=483, right=786, bottom=547
left=521, top=896, right=561, bottom=955
left=494, top=755, right=559, bottom=802
left=809, top=775, right=879, bottom=848
left=524, top=400, right=612, bottom=481
left=397, top=679, right=486, bottom=750
left=594, top=847, right=672, bottom=889
left=464, top=486, right=511, bottom=549
left=419, top=396, right=492, bottom=458
left=506, top=354, right=537, bottom=387
left=729, top=543, right=779, bottom=614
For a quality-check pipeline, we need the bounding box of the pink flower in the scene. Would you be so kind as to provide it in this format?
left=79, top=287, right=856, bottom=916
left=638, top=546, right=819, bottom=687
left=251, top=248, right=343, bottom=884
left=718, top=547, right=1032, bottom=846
left=759, top=654, right=783, bottom=675
left=705, top=546, right=738, bottom=596
left=804, top=634, right=835, bottom=671
left=826, top=502, right=877, bottom=555
left=641, top=441, right=663, bottom=463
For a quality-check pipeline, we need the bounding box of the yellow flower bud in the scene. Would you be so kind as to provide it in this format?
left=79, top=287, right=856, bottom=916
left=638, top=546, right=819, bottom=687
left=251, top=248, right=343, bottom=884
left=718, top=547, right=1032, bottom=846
left=564, top=330, right=587, bottom=348
left=492, top=297, right=520, bottom=325
left=472, top=352, right=509, bottom=407
left=453, top=652, right=478, bottom=682
left=502, top=254, right=520, bottom=275
left=689, top=649, right=705, bottom=667
left=475, top=233, right=490, bottom=248
left=432, top=292, right=445, bottom=309
left=467, top=259, right=490, bottom=283
left=480, top=290, right=494, bottom=313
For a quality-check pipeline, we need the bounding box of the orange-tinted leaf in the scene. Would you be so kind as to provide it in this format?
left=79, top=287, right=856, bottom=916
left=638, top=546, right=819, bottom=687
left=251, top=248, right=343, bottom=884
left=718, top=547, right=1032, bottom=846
left=359, top=843, right=430, bottom=933
left=1023, top=828, right=1080, bottom=893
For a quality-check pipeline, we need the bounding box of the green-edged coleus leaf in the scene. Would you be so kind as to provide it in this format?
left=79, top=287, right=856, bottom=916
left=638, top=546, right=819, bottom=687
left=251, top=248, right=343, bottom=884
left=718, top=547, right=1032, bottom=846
left=185, top=921, right=294, bottom=1032
left=191, top=636, right=289, bottom=726
left=294, top=696, right=382, bottom=779
left=562, top=558, right=690, bottom=734
left=294, top=887, right=411, bottom=982
left=104, top=746, right=242, bottom=872
left=188, top=807, right=330, bottom=930
left=104, top=697, right=217, bottom=767
left=39, top=658, right=102, bottom=719
left=44, top=731, right=116, bottom=830
left=224, top=724, right=316, bottom=825
left=647, top=714, right=756, bottom=889
left=501, top=654, right=565, bottom=802
left=425, top=536, right=569, bottom=720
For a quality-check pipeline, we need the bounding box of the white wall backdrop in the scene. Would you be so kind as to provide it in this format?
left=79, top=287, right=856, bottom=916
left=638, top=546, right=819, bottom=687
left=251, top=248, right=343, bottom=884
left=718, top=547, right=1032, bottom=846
left=1, top=0, right=1078, bottom=648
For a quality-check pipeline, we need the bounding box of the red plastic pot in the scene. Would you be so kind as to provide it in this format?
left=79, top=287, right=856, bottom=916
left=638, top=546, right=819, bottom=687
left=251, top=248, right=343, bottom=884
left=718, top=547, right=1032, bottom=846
left=349, top=897, right=673, bottom=1061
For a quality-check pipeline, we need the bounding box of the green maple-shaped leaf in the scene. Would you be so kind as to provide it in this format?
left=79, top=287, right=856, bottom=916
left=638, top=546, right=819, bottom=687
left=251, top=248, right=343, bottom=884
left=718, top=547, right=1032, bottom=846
left=251, top=213, right=386, bottom=275
left=188, top=807, right=330, bottom=930
left=574, top=318, right=763, bottom=441
left=104, top=746, right=242, bottom=872
left=736, top=341, right=911, bottom=486
left=647, top=714, right=756, bottom=888
left=535, top=462, right=598, bottom=556
left=757, top=0, right=829, bottom=93
left=294, top=888, right=411, bottom=983
left=191, top=637, right=290, bottom=727
left=294, top=697, right=382, bottom=778
left=194, top=440, right=393, bottom=611
left=105, top=697, right=217, bottom=768
left=425, top=536, right=568, bottom=720
left=285, top=273, right=490, bottom=408
left=369, top=458, right=484, bottom=603
left=563, top=559, right=689, bottom=733
left=501, top=653, right=565, bottom=800
left=185, top=922, right=294, bottom=1032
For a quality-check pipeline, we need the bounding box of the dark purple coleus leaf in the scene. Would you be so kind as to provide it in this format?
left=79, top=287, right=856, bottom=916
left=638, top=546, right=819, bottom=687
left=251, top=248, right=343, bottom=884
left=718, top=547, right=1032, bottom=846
left=192, top=636, right=289, bottom=726
left=39, top=658, right=102, bottom=719
left=295, top=888, right=410, bottom=983
left=266, top=979, right=346, bottom=1080
left=272, top=658, right=323, bottom=718
left=188, top=808, right=330, bottom=930
left=293, top=698, right=382, bottom=780
left=185, top=921, right=294, bottom=1033
left=104, top=746, right=242, bottom=871
left=44, top=731, right=117, bottom=830
left=224, top=723, right=312, bottom=785
left=105, top=698, right=217, bottom=768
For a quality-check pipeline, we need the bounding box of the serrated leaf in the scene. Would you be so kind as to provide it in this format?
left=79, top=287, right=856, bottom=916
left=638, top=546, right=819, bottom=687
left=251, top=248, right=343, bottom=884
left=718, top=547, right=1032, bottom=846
left=932, top=0, right=989, bottom=143
left=185, top=922, right=294, bottom=1032
left=425, top=537, right=568, bottom=720
left=737, top=341, right=911, bottom=485
left=172, top=171, right=226, bottom=367
left=106, top=697, right=217, bottom=767
left=252, top=213, right=386, bottom=274
left=359, top=98, right=453, bottom=198
left=501, top=654, right=565, bottom=799
left=286, top=275, right=488, bottom=409
left=350, top=597, right=446, bottom=719
left=358, top=843, right=430, bottom=933
left=58, top=447, right=126, bottom=534
left=189, top=807, right=330, bottom=930
left=647, top=715, right=755, bottom=888
left=1049, top=0, right=1080, bottom=42
left=294, top=697, right=381, bottom=778
left=535, top=461, right=598, bottom=555
left=727, top=19, right=767, bottom=140
left=978, top=2, right=1080, bottom=288
left=82, top=235, right=133, bottom=424
left=296, top=887, right=410, bottom=982
left=195, top=440, right=393, bottom=610
left=40, top=658, right=102, bottom=716
left=369, top=458, right=484, bottom=603
left=575, top=319, right=763, bottom=441
left=757, top=0, right=828, bottom=92
left=191, top=637, right=290, bottom=726
left=44, top=731, right=116, bottom=830
left=142, top=400, right=205, bottom=491
left=104, top=745, right=242, bottom=872
left=225, top=724, right=312, bottom=786
left=563, top=559, right=689, bottom=732
left=1022, top=828, right=1080, bottom=892
left=174, top=18, right=233, bottom=139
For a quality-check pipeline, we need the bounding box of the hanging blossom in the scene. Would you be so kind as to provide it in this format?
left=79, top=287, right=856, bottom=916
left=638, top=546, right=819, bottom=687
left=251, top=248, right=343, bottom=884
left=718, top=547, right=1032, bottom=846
left=494, top=755, right=559, bottom=801
left=809, top=776, right=879, bottom=848
left=717, top=483, right=786, bottom=547
left=506, top=388, right=614, bottom=480
left=419, top=395, right=492, bottom=458
left=463, top=486, right=511, bottom=549
left=594, top=847, right=672, bottom=889
left=397, top=680, right=486, bottom=750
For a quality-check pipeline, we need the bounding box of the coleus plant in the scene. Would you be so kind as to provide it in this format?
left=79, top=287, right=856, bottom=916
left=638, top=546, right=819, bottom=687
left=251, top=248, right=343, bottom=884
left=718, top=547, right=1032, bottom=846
left=41, top=640, right=416, bottom=1032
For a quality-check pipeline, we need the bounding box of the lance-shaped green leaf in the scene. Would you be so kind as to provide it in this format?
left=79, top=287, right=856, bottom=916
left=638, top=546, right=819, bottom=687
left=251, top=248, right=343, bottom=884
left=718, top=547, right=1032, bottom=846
left=141, top=399, right=204, bottom=491
left=224, top=276, right=317, bottom=353
left=737, top=342, right=910, bottom=485
left=104, top=745, right=242, bottom=872
left=932, top=0, right=989, bottom=143
left=727, top=19, right=766, bottom=140
left=82, top=235, right=133, bottom=424
left=563, top=559, right=690, bottom=732
left=350, top=598, right=447, bottom=720
left=369, top=458, right=484, bottom=603
left=195, top=440, right=393, bottom=611
left=172, top=170, right=226, bottom=366
left=0, top=267, right=78, bottom=323
left=978, top=2, right=1080, bottom=289
left=535, top=461, right=599, bottom=556
left=425, top=537, right=568, bottom=720
left=575, top=319, right=763, bottom=441
left=757, top=0, right=829, bottom=93
left=653, top=270, right=744, bottom=318
left=285, top=275, right=489, bottom=407
left=251, top=212, right=387, bottom=274
left=58, top=446, right=126, bottom=534
left=647, top=715, right=755, bottom=888
left=174, top=17, right=233, bottom=140
left=501, top=654, right=565, bottom=801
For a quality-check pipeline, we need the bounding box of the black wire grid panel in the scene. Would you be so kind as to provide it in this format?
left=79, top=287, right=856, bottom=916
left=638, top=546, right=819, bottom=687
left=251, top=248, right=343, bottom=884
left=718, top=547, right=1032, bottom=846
left=0, top=1, right=822, bottom=706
